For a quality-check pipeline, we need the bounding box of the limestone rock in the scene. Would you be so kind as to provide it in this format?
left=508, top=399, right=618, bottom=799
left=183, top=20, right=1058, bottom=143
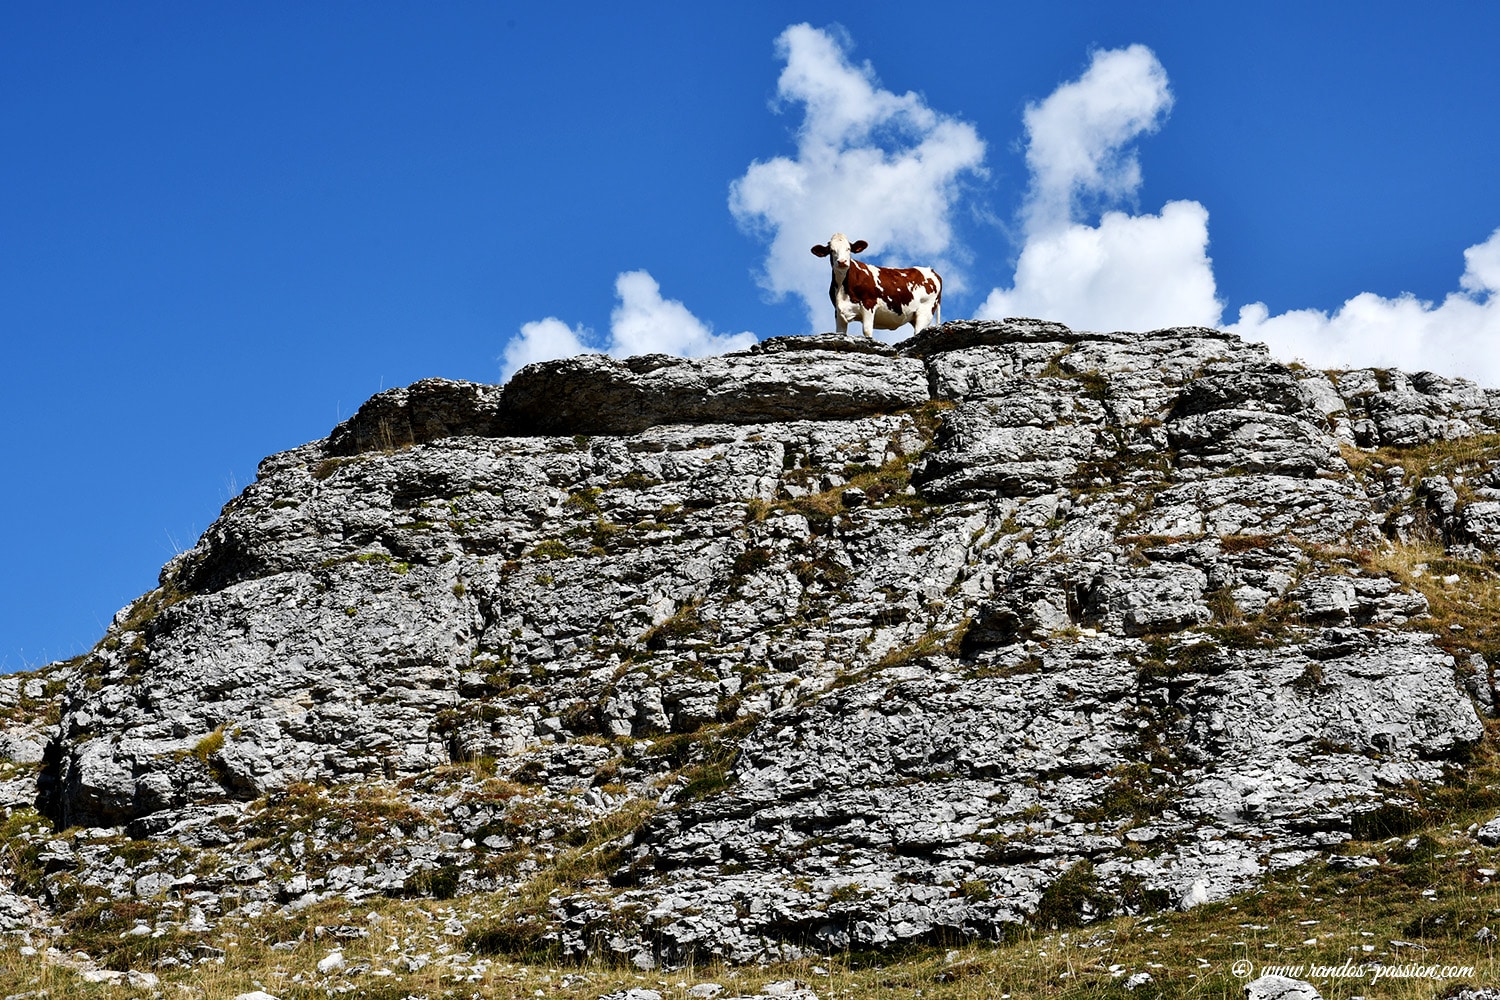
left=499, top=344, right=929, bottom=436
left=1244, top=974, right=1322, bottom=1000
left=1461, top=500, right=1500, bottom=550
left=327, top=378, right=507, bottom=455
left=4, top=319, right=1495, bottom=966
left=1338, top=368, right=1500, bottom=446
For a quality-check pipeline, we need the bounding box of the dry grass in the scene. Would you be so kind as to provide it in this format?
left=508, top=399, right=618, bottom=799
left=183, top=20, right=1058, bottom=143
left=1341, top=434, right=1500, bottom=488
left=1351, top=505, right=1499, bottom=668
left=1335, top=433, right=1500, bottom=665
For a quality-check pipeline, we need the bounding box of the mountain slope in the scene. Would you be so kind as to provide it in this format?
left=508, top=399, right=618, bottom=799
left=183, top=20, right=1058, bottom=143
left=4, top=319, right=1500, bottom=972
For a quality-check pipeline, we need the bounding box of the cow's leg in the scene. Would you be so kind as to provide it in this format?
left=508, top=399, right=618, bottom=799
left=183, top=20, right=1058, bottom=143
left=835, top=314, right=849, bottom=335
left=858, top=309, right=876, bottom=338
left=913, top=306, right=935, bottom=331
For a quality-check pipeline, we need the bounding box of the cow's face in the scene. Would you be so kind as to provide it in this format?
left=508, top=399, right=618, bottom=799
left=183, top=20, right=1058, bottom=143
left=811, top=233, right=869, bottom=270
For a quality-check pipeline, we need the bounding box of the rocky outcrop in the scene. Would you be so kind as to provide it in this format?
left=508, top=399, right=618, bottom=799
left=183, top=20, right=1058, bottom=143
left=499, top=336, right=930, bottom=436
left=1244, top=975, right=1323, bottom=1000
left=4, top=320, right=1499, bottom=968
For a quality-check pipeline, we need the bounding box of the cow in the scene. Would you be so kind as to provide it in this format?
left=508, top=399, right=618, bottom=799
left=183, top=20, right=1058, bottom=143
left=811, top=233, right=942, bottom=337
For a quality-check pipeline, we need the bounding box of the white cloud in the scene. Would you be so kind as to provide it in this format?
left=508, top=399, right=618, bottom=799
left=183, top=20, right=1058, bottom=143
left=1229, top=226, right=1500, bottom=385
left=1462, top=229, right=1500, bottom=294
left=500, top=271, right=755, bottom=382
left=728, top=23, right=986, bottom=332
left=1020, top=44, right=1173, bottom=235
left=501, top=317, right=595, bottom=382
left=609, top=270, right=758, bottom=359
left=980, top=201, right=1220, bottom=331
left=980, top=45, right=1222, bottom=332
left=978, top=42, right=1496, bottom=385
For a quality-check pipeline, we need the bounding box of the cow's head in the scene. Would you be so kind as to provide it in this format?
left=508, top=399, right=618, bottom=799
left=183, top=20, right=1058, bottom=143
left=811, top=233, right=868, bottom=270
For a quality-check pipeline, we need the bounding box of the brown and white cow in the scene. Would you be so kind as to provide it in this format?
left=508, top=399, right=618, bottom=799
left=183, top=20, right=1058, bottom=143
left=811, top=233, right=942, bottom=337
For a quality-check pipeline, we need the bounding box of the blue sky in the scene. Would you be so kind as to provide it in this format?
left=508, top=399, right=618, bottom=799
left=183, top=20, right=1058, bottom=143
left=4, top=2, right=1500, bottom=671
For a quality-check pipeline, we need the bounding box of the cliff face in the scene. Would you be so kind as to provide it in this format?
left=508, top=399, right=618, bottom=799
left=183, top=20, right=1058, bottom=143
left=6, top=320, right=1500, bottom=966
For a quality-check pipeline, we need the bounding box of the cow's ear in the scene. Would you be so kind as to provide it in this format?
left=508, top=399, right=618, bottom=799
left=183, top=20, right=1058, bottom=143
left=849, top=240, right=868, bottom=254
left=811, top=244, right=831, bottom=257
